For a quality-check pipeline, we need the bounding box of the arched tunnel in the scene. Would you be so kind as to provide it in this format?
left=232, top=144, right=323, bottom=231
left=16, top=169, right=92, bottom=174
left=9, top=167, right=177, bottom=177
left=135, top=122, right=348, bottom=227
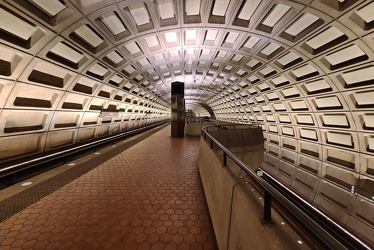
left=0, top=0, right=373, bottom=248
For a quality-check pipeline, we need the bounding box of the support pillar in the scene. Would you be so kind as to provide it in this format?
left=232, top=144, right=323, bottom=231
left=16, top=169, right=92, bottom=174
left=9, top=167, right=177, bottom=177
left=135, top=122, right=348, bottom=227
left=171, top=81, right=185, bottom=137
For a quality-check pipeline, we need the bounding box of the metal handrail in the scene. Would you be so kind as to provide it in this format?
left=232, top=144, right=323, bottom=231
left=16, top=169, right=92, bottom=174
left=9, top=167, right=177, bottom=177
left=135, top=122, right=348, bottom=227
left=201, top=126, right=371, bottom=250
left=0, top=120, right=170, bottom=178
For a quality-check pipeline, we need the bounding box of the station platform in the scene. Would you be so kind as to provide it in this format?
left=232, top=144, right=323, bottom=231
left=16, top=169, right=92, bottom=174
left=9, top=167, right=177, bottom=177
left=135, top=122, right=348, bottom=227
left=0, top=125, right=217, bottom=250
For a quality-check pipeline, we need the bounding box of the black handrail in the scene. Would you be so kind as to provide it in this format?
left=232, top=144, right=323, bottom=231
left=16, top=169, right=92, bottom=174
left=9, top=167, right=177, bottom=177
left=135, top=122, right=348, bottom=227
left=201, top=126, right=371, bottom=250
left=0, top=120, right=170, bottom=178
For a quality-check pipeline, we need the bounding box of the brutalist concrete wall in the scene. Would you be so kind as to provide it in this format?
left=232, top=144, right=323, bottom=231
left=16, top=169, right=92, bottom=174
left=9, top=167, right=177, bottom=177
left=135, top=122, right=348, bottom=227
left=198, top=137, right=298, bottom=250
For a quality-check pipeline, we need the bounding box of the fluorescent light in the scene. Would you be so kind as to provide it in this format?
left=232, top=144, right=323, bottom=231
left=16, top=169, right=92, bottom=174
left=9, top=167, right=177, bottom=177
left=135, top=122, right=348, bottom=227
left=100, top=12, right=126, bottom=35
left=128, top=3, right=150, bottom=26
left=238, top=0, right=261, bottom=20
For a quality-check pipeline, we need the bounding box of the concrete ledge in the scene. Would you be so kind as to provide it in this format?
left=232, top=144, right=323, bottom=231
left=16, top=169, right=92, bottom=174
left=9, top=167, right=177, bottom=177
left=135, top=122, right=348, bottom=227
left=229, top=184, right=298, bottom=250
left=185, top=122, right=214, bottom=136
left=198, top=135, right=309, bottom=250
left=198, top=136, right=235, bottom=250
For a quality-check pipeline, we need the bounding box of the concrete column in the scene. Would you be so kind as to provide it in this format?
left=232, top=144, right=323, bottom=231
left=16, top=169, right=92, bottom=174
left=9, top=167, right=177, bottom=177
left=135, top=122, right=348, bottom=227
left=171, top=81, right=185, bottom=137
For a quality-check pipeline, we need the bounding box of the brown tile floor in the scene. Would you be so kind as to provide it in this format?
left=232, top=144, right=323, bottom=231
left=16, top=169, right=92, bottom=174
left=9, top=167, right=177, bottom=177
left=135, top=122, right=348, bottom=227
left=0, top=126, right=217, bottom=250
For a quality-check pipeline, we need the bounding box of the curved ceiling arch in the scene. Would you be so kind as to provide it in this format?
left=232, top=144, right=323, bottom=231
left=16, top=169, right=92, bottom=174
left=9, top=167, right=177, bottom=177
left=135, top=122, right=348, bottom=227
left=0, top=0, right=374, bottom=245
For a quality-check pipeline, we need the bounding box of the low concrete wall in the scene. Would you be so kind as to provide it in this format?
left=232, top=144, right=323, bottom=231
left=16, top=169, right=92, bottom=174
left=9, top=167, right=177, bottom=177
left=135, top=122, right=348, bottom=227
left=198, top=134, right=304, bottom=250
left=184, top=122, right=215, bottom=136
left=228, top=184, right=296, bottom=250
left=209, top=126, right=264, bottom=172
left=198, top=136, right=235, bottom=250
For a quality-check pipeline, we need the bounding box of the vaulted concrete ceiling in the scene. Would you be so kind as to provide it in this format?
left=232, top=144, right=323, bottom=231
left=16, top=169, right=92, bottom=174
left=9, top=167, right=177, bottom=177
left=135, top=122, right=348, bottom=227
left=0, top=0, right=374, bottom=244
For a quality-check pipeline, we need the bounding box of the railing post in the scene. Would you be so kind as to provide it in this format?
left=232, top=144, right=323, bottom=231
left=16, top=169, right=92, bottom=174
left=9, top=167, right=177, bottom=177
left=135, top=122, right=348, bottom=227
left=223, top=152, right=227, bottom=166
left=261, top=191, right=273, bottom=224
